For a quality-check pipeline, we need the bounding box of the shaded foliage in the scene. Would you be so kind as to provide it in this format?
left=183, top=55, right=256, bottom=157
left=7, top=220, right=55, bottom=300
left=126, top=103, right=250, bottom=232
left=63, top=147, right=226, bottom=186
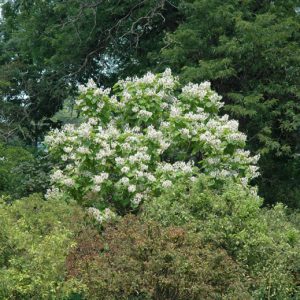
left=0, top=142, right=34, bottom=198
left=0, top=0, right=180, bottom=144
left=0, top=143, right=53, bottom=199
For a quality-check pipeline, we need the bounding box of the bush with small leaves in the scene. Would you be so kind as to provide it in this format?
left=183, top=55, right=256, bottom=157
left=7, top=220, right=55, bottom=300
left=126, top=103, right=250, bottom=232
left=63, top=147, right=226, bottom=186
left=0, top=194, right=86, bottom=299
left=66, top=215, right=252, bottom=300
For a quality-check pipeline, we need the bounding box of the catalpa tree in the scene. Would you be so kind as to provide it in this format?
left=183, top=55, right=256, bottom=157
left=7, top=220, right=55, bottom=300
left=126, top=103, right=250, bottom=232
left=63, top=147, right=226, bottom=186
left=45, top=70, right=259, bottom=219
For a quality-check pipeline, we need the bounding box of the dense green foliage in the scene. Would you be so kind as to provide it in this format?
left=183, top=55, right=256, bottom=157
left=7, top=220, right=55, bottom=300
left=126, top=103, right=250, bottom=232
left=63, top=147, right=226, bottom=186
left=0, top=143, right=52, bottom=199
left=0, top=194, right=86, bottom=299
left=1, top=183, right=298, bottom=299
left=0, top=142, right=34, bottom=198
left=143, top=176, right=300, bottom=298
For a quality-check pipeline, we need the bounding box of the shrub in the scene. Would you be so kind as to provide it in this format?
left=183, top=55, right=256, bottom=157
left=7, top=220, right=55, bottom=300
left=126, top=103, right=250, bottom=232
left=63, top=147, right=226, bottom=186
left=142, top=176, right=300, bottom=299
left=0, top=143, right=53, bottom=200
left=45, top=70, right=259, bottom=216
left=66, top=215, right=252, bottom=300
left=0, top=142, right=34, bottom=198
left=0, top=194, right=86, bottom=299
left=12, top=151, right=54, bottom=198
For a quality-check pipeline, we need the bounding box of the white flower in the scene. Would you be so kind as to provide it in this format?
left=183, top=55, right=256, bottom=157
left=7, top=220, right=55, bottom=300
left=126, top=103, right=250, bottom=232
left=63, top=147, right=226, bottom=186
left=87, top=78, right=97, bottom=89
left=160, top=141, right=170, bottom=151
left=179, top=128, right=190, bottom=137
left=241, top=177, right=248, bottom=187
left=162, top=180, right=172, bottom=188
left=138, top=109, right=153, bottom=118
left=63, top=178, right=75, bottom=187
left=62, top=155, right=69, bottom=161
left=115, top=157, right=125, bottom=166
left=206, top=157, right=220, bottom=165
left=146, top=173, right=156, bottom=182
left=93, top=173, right=109, bottom=184
left=69, top=153, right=76, bottom=160
left=77, top=146, right=90, bottom=154
left=123, top=143, right=131, bottom=150
left=78, top=123, right=92, bottom=138
left=139, top=72, right=156, bottom=84
left=123, top=91, right=131, bottom=101
left=200, top=81, right=211, bottom=90
left=140, top=164, right=148, bottom=171
left=160, top=121, right=170, bottom=128
left=88, top=117, right=98, bottom=125
left=51, top=170, right=64, bottom=181
left=87, top=207, right=116, bottom=223
left=75, top=99, right=84, bottom=106
left=45, top=187, right=61, bottom=200
left=249, top=165, right=260, bottom=178
left=63, top=146, right=73, bottom=153
left=66, top=164, right=74, bottom=171
left=120, top=177, right=130, bottom=185
left=93, top=185, right=101, bottom=192
left=132, top=193, right=143, bottom=206
left=161, top=102, right=168, bottom=109
left=121, top=166, right=130, bottom=173
left=78, top=85, right=87, bottom=93
left=136, top=171, right=144, bottom=178
left=128, top=185, right=136, bottom=193
left=170, top=106, right=181, bottom=117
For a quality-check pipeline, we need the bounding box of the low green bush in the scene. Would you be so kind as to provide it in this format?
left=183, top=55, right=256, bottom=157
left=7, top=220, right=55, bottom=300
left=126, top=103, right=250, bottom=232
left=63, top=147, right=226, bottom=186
left=142, top=176, right=300, bottom=299
left=13, top=151, right=53, bottom=197
left=0, top=183, right=298, bottom=299
left=0, top=194, right=86, bottom=299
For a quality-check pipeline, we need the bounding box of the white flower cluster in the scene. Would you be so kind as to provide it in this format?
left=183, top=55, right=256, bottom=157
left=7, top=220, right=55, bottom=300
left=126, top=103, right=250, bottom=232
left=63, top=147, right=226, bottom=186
left=181, top=82, right=224, bottom=110
left=118, top=69, right=177, bottom=91
left=50, top=169, right=75, bottom=187
left=87, top=207, right=116, bottom=223
left=45, top=69, right=260, bottom=215
left=138, top=109, right=153, bottom=118
left=156, top=161, right=194, bottom=174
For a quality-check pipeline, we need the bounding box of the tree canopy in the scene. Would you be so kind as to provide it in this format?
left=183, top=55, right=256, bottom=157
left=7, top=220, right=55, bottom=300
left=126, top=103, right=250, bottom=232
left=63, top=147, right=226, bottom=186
left=0, top=0, right=299, bottom=206
left=0, top=0, right=179, bottom=143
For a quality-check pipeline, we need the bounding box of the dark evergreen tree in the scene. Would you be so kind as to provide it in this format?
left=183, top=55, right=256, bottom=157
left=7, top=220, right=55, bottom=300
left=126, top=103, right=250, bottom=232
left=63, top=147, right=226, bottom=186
left=152, top=0, right=300, bottom=207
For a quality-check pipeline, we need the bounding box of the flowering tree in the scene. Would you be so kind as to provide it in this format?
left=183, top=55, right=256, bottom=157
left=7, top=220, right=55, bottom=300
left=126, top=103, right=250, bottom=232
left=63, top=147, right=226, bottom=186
left=45, top=69, right=259, bottom=218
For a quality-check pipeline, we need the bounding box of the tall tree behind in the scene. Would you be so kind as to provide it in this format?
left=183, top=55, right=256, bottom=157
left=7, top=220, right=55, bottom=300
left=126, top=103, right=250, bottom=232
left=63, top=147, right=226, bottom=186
left=149, top=0, right=300, bottom=208
left=0, top=0, right=179, bottom=144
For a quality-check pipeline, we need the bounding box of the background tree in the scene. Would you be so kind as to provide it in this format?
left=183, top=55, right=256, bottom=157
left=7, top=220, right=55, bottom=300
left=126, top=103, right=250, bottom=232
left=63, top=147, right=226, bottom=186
left=150, top=0, right=300, bottom=207
left=0, top=0, right=179, bottom=144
